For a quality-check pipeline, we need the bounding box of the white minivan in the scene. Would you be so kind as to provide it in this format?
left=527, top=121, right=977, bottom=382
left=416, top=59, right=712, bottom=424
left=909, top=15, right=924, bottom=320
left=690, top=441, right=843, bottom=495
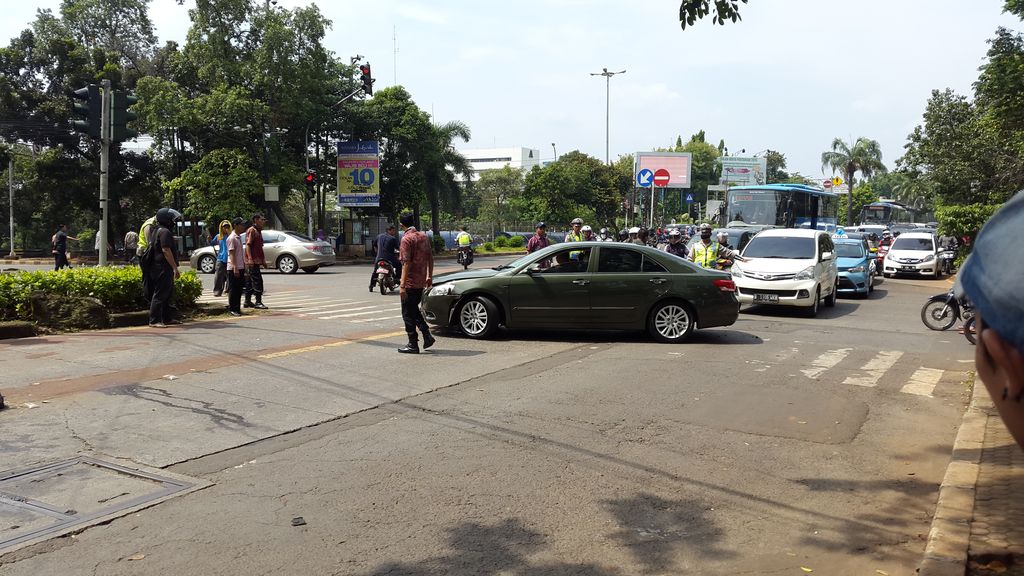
left=882, top=231, right=940, bottom=278
left=731, top=229, right=839, bottom=317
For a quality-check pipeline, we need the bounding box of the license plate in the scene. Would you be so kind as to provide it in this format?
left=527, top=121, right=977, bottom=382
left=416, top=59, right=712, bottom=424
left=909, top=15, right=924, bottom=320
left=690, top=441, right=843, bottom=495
left=901, top=265, right=916, bottom=271
left=376, top=268, right=390, bottom=274
left=753, top=293, right=779, bottom=303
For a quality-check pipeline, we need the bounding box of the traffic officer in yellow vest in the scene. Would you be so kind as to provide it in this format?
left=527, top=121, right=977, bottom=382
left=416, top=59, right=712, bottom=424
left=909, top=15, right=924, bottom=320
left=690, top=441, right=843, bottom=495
left=690, top=223, right=744, bottom=269
left=564, top=218, right=585, bottom=243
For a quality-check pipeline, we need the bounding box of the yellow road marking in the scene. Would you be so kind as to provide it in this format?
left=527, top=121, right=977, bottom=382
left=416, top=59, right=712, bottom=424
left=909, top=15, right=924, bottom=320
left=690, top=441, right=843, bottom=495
left=257, top=330, right=407, bottom=359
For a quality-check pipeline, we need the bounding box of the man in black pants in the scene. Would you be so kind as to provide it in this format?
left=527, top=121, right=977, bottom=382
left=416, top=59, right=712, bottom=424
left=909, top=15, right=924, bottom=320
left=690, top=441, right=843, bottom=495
left=244, top=213, right=268, bottom=309
left=148, top=208, right=181, bottom=327
left=397, top=213, right=435, bottom=354
left=52, top=224, right=77, bottom=270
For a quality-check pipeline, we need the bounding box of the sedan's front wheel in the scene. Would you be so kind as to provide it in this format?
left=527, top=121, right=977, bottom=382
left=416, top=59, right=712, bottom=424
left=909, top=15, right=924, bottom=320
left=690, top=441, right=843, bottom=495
left=198, top=254, right=216, bottom=274
left=457, top=297, right=499, bottom=339
left=648, top=301, right=695, bottom=343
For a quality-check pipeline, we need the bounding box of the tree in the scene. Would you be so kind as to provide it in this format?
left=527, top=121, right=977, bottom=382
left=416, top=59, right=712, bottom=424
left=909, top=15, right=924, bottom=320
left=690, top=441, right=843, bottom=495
left=163, top=148, right=260, bottom=224
left=420, top=120, right=473, bottom=241
left=821, top=137, right=887, bottom=226
left=522, top=151, right=619, bottom=226
left=476, top=166, right=524, bottom=229
left=765, top=150, right=789, bottom=183
left=679, top=0, right=748, bottom=30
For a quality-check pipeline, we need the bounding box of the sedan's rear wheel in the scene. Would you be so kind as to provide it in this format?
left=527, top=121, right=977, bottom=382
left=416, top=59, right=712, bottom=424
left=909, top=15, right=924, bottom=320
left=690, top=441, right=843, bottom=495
left=647, top=301, right=695, bottom=343
left=277, top=254, right=298, bottom=274
left=457, top=297, right=499, bottom=339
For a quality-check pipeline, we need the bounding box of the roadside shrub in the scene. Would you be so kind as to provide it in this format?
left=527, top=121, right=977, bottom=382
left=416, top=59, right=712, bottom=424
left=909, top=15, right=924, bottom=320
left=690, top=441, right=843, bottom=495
left=431, top=234, right=446, bottom=254
left=508, top=235, right=526, bottom=248
left=0, top=267, right=202, bottom=321
left=483, top=242, right=495, bottom=252
left=935, top=203, right=1002, bottom=252
left=493, top=235, right=509, bottom=248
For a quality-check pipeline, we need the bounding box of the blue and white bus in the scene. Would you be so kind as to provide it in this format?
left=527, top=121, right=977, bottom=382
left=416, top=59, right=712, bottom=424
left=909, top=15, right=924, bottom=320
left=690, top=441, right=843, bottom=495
left=858, top=201, right=914, bottom=226
left=725, top=184, right=839, bottom=232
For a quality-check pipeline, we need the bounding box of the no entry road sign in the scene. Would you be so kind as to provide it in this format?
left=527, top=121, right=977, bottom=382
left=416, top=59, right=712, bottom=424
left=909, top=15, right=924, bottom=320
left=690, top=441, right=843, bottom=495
left=653, top=169, right=670, bottom=187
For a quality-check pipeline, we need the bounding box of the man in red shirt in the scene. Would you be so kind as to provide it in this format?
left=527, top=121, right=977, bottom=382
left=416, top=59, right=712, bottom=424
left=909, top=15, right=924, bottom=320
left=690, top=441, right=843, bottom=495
left=244, top=213, right=269, bottom=309
left=398, top=213, right=436, bottom=354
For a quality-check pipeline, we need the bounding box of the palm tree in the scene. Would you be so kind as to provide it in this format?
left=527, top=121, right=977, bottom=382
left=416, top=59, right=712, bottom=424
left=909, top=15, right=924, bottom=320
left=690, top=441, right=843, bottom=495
left=418, top=120, right=473, bottom=243
left=821, top=137, right=887, bottom=225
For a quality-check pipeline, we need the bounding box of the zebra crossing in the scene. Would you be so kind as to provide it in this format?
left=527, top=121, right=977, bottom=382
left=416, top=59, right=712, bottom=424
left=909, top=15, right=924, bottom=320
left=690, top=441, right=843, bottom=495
left=196, top=290, right=404, bottom=324
left=795, top=346, right=965, bottom=398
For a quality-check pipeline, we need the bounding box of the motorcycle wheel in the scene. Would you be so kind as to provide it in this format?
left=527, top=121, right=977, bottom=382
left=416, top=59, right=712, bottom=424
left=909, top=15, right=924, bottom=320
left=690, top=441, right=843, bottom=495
left=921, top=300, right=958, bottom=331
left=379, top=274, right=387, bottom=295
left=963, top=316, right=977, bottom=345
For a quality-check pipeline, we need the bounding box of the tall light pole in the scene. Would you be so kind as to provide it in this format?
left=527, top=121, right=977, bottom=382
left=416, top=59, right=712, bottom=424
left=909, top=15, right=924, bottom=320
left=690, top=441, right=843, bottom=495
left=551, top=142, right=557, bottom=161
left=590, top=67, right=626, bottom=165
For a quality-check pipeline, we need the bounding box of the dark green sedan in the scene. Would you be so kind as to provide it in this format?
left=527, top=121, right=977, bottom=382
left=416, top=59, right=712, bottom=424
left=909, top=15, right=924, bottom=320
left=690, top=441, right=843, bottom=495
left=421, top=242, right=740, bottom=343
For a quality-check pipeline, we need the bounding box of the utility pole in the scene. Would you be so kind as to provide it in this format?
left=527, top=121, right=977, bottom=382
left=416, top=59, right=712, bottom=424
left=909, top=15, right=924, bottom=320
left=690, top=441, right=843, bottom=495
left=7, top=156, right=14, bottom=258
left=590, top=68, right=626, bottom=165
left=99, top=79, right=111, bottom=266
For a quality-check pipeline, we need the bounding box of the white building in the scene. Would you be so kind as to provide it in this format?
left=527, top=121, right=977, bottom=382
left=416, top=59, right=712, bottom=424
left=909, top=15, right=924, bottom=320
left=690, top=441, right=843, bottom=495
left=457, top=147, right=542, bottom=181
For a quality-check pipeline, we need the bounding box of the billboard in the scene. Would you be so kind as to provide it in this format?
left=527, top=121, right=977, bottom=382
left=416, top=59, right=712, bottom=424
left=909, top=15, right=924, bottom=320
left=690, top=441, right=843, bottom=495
left=337, top=140, right=380, bottom=208
left=719, top=156, right=768, bottom=186
left=635, top=152, right=692, bottom=188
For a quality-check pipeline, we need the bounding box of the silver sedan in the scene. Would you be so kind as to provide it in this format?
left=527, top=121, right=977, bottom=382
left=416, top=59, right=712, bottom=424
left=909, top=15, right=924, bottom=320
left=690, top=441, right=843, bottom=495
left=189, top=230, right=336, bottom=274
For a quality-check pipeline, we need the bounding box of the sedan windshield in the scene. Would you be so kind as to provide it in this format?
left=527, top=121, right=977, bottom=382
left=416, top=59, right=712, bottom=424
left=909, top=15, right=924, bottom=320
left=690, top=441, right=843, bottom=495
left=835, top=243, right=865, bottom=258
left=742, top=236, right=816, bottom=259
left=892, top=237, right=934, bottom=251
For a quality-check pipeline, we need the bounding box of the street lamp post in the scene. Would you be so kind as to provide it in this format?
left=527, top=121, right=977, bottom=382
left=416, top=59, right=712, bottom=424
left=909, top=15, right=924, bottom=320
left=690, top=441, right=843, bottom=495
left=551, top=142, right=557, bottom=161
left=7, top=157, right=14, bottom=258
left=590, top=68, right=626, bottom=165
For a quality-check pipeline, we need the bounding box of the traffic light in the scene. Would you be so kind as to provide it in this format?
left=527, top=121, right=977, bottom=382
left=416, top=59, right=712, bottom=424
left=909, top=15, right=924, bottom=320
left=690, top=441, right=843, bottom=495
left=111, top=90, right=139, bottom=142
left=305, top=171, right=316, bottom=195
left=359, top=64, right=373, bottom=96
left=72, top=85, right=101, bottom=138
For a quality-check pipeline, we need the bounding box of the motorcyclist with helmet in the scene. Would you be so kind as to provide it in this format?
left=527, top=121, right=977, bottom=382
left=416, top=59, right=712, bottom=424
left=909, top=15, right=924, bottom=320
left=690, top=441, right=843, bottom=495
left=627, top=226, right=643, bottom=245
left=662, top=229, right=689, bottom=258
left=581, top=225, right=595, bottom=241
left=597, top=227, right=613, bottom=242
left=618, top=229, right=630, bottom=242
left=146, top=207, right=183, bottom=327
left=690, top=223, right=744, bottom=269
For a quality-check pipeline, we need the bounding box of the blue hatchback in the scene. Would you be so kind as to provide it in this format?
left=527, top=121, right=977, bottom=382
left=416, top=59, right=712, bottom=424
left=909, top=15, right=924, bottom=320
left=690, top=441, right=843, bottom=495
left=834, top=239, right=875, bottom=298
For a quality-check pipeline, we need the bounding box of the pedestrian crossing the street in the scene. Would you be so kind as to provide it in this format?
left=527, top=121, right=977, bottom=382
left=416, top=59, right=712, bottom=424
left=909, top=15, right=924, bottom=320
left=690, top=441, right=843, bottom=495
left=196, top=290, right=404, bottom=324
left=796, top=346, right=965, bottom=398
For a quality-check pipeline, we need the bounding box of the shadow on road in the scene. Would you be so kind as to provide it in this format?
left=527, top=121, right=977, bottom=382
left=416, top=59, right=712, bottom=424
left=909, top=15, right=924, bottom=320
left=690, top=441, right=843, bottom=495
left=356, top=517, right=624, bottom=576
left=741, top=300, right=861, bottom=320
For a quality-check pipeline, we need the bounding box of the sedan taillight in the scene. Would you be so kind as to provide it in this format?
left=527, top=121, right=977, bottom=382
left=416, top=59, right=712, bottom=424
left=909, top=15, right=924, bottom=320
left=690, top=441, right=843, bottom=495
left=713, top=279, right=736, bottom=292
left=302, top=244, right=318, bottom=252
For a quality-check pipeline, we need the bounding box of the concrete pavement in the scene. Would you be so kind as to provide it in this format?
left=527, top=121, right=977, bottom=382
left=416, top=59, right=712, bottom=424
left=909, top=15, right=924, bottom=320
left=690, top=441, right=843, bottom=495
left=0, top=265, right=979, bottom=574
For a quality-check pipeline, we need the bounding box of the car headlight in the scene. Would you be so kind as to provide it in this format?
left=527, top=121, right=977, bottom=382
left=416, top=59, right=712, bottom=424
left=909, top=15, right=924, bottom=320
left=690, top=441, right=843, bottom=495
left=731, top=265, right=744, bottom=278
left=429, top=283, right=457, bottom=297
left=848, top=265, right=866, bottom=273
left=794, top=265, right=816, bottom=280
left=922, top=254, right=935, bottom=262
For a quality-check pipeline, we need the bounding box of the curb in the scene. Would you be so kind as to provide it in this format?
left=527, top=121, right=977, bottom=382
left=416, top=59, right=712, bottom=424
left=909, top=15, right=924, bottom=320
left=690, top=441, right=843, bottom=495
left=918, top=379, right=989, bottom=576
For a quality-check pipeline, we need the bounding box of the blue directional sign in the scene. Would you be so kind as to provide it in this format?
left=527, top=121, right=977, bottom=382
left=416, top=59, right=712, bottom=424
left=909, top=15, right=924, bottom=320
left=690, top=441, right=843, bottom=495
left=685, top=193, right=694, bottom=203
left=636, top=169, right=654, bottom=187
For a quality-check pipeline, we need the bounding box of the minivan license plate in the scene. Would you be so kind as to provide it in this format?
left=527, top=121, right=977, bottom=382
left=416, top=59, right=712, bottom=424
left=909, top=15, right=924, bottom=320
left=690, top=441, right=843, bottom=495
left=901, top=265, right=916, bottom=271
left=754, top=293, right=779, bottom=303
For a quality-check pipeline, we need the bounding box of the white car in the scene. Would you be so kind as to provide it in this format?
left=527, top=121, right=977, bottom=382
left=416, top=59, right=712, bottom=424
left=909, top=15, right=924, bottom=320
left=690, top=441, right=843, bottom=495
left=731, top=228, right=839, bottom=317
left=882, top=232, right=940, bottom=278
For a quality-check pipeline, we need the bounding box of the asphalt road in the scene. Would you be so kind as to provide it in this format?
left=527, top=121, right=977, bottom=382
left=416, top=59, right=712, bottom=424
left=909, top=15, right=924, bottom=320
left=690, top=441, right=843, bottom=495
left=0, top=256, right=973, bottom=575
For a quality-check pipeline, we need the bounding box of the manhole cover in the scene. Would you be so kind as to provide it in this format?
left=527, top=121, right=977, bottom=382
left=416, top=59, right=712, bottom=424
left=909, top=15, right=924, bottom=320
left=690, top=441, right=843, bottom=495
left=0, top=456, right=209, bottom=555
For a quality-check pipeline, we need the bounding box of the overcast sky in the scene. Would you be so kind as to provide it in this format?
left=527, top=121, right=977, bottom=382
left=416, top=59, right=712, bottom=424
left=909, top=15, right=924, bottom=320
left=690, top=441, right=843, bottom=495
left=3, top=0, right=1021, bottom=180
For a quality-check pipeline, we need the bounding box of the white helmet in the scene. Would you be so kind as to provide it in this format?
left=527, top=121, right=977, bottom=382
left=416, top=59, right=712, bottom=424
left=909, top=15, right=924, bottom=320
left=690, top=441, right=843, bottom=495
left=628, top=227, right=640, bottom=234
left=582, top=225, right=592, bottom=232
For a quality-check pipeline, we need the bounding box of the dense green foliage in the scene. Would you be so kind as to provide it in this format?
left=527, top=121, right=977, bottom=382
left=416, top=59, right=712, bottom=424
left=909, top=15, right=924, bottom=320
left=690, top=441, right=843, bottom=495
left=493, top=236, right=509, bottom=248
left=0, top=267, right=202, bottom=320
left=508, top=235, right=526, bottom=248
left=935, top=204, right=1003, bottom=243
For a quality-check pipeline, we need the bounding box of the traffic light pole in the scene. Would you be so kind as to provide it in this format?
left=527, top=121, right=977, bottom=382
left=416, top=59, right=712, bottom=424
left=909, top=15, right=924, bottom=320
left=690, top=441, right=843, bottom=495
left=303, top=86, right=364, bottom=237
left=7, top=157, right=14, bottom=258
left=99, top=79, right=111, bottom=266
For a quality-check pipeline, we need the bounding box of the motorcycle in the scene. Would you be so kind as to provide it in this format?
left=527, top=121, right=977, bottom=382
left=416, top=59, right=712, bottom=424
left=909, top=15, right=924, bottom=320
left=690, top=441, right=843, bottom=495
left=375, top=260, right=397, bottom=295
left=876, top=244, right=890, bottom=273
left=938, top=249, right=957, bottom=276
left=457, top=246, right=474, bottom=270
left=920, top=289, right=974, bottom=332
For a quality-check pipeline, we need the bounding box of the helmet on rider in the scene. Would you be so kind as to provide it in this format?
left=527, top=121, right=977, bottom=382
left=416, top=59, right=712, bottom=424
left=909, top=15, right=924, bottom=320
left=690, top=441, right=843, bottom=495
left=628, top=226, right=640, bottom=236
left=668, top=229, right=682, bottom=242
left=156, top=207, right=182, bottom=228
left=570, top=217, right=584, bottom=226
left=716, top=230, right=729, bottom=243
left=618, top=229, right=629, bottom=240
left=599, top=227, right=608, bottom=235
left=882, top=229, right=892, bottom=238
left=699, top=223, right=713, bottom=239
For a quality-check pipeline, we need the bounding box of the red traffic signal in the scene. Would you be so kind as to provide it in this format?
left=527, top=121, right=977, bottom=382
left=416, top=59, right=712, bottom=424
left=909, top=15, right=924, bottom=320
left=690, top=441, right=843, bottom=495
left=359, top=64, right=373, bottom=96
left=305, top=173, right=315, bottom=185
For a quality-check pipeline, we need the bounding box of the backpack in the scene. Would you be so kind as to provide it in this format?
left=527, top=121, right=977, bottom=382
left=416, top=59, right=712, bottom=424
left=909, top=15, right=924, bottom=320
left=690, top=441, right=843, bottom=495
left=139, top=226, right=159, bottom=270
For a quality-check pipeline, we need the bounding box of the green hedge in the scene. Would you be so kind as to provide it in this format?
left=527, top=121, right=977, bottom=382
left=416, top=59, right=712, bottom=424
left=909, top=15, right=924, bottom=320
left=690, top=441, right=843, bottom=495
left=508, top=235, right=526, bottom=248
left=493, top=236, right=509, bottom=248
left=0, top=267, right=203, bottom=321
left=483, top=242, right=495, bottom=252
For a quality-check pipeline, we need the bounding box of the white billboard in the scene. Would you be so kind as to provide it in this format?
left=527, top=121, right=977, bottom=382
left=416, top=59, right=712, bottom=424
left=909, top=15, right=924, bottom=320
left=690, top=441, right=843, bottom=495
left=719, top=156, right=767, bottom=186
left=635, top=152, right=692, bottom=189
